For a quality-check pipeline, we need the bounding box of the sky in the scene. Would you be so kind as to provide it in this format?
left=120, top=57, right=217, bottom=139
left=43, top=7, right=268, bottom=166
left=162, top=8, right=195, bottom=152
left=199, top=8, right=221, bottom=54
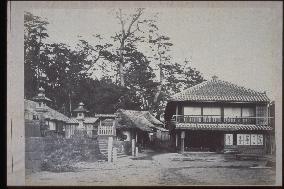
left=29, top=2, right=282, bottom=100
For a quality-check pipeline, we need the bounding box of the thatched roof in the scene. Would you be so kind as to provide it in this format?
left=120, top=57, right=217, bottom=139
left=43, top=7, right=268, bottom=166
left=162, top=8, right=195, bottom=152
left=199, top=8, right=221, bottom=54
left=84, top=117, right=99, bottom=124
left=116, top=109, right=165, bottom=132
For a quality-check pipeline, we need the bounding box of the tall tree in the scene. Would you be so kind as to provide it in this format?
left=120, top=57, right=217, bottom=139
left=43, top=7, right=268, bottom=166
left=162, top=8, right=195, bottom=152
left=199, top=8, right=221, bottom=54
left=113, top=8, right=146, bottom=87
left=24, top=11, right=49, bottom=98
left=124, top=49, right=158, bottom=110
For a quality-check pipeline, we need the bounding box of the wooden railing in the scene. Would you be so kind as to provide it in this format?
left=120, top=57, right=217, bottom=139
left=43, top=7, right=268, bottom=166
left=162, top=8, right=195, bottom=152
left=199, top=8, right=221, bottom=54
left=98, top=125, right=116, bottom=136
left=172, top=115, right=272, bottom=125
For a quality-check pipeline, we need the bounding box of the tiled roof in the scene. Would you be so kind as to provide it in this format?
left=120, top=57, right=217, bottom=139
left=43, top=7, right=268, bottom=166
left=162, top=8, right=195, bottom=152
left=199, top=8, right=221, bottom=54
left=73, top=106, right=89, bottom=112
left=32, top=95, right=52, bottom=102
left=95, top=114, right=117, bottom=118
left=66, top=118, right=79, bottom=124
left=175, top=123, right=272, bottom=131
left=25, top=99, right=71, bottom=122
left=170, top=78, right=270, bottom=103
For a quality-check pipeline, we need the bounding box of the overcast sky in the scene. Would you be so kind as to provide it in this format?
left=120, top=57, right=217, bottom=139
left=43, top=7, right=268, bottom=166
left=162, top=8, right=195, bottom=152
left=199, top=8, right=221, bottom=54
left=30, top=2, right=282, bottom=100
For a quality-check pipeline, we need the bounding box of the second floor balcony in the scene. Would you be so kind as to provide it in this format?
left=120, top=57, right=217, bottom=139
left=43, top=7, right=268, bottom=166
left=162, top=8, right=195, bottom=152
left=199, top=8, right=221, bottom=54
left=172, top=115, right=271, bottom=125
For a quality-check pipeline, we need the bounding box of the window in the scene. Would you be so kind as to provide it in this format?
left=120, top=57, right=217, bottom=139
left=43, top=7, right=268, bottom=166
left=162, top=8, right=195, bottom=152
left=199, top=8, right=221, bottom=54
left=256, top=106, right=268, bottom=125
left=203, top=107, right=221, bottom=116
left=224, top=107, right=241, bottom=118
left=242, top=107, right=255, bottom=117
left=183, top=107, right=201, bottom=115
left=225, top=134, right=233, bottom=145
left=33, top=115, right=39, bottom=120
left=203, top=107, right=221, bottom=122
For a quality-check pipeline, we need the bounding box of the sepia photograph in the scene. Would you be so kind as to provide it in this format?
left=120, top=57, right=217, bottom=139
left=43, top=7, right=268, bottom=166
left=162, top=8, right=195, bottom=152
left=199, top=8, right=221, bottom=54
left=7, top=1, right=282, bottom=186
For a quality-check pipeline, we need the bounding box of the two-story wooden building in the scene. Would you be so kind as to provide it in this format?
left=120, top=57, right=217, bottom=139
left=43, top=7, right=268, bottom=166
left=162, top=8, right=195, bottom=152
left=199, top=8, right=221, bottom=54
left=164, top=76, right=273, bottom=154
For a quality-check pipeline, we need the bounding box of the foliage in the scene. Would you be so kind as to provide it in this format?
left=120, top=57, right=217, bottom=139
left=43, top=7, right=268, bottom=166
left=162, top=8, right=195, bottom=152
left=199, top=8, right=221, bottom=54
left=24, top=11, right=205, bottom=118
left=41, top=137, right=104, bottom=172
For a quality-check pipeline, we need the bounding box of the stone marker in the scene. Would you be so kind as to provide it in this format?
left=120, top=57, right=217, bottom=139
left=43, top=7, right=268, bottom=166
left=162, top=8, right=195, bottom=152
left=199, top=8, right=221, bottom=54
left=132, top=139, right=135, bottom=156
left=108, top=137, right=113, bottom=162
left=135, top=147, right=139, bottom=157
left=112, top=147, right=117, bottom=163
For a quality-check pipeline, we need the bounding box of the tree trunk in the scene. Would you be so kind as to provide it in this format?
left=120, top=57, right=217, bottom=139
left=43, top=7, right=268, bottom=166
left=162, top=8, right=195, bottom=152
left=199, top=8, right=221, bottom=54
left=119, top=42, right=125, bottom=87
left=68, top=91, right=72, bottom=117
left=153, top=52, right=163, bottom=104
left=37, top=29, right=42, bottom=90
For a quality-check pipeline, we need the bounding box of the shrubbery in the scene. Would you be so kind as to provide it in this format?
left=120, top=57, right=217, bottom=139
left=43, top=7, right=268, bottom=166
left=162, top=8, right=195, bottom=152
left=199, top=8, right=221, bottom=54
left=41, top=136, right=105, bottom=172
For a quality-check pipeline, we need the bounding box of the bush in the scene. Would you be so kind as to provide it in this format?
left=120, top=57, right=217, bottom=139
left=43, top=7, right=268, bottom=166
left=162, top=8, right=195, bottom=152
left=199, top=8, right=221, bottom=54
left=41, top=137, right=104, bottom=172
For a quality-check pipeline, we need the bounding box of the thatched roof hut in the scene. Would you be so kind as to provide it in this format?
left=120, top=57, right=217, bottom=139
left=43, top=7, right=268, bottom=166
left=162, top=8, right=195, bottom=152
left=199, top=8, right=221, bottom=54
left=116, top=109, right=166, bottom=132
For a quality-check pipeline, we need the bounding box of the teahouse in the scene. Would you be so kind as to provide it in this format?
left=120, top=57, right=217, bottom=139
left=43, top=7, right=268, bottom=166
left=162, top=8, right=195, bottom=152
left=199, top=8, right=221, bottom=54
left=164, top=76, right=273, bottom=154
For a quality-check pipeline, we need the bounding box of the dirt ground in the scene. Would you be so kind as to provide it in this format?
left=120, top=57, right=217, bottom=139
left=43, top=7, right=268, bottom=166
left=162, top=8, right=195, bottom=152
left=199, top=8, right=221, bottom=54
left=26, top=150, right=276, bottom=186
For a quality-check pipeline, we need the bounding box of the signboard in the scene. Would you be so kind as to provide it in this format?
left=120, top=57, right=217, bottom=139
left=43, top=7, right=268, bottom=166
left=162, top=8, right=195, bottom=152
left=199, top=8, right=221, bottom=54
left=237, top=134, right=263, bottom=145
left=257, top=134, right=263, bottom=145
left=243, top=134, right=250, bottom=145
left=237, top=134, right=244, bottom=145
left=251, top=134, right=258, bottom=145
left=225, top=134, right=233, bottom=145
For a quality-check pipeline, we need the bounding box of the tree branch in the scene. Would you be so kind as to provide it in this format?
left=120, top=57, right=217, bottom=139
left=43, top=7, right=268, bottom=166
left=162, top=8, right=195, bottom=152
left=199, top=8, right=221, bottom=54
left=125, top=8, right=144, bottom=37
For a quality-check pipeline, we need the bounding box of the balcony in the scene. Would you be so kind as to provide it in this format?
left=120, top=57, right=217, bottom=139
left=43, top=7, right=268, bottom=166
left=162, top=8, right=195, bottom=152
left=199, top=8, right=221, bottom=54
left=172, top=115, right=270, bottom=125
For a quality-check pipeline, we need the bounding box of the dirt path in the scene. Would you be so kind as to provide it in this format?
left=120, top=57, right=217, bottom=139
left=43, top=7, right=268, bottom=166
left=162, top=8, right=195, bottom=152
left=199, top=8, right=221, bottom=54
left=26, top=151, right=276, bottom=186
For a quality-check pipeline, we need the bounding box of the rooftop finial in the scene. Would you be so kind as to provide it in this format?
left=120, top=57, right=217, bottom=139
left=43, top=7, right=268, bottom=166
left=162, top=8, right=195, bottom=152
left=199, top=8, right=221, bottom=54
left=212, top=75, right=218, bottom=81
left=79, top=102, right=84, bottom=106
left=38, top=87, right=45, bottom=97
left=39, top=86, right=45, bottom=92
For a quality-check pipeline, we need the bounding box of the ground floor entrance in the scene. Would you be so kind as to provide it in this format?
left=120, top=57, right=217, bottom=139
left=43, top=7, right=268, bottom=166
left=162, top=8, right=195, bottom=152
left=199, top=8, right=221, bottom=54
left=173, top=129, right=273, bottom=154
left=184, top=131, right=224, bottom=152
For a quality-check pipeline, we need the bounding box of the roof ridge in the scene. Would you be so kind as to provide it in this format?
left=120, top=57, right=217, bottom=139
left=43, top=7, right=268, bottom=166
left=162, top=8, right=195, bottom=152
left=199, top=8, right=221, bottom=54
left=173, top=80, right=209, bottom=97
left=169, top=78, right=269, bottom=102
left=219, top=80, right=265, bottom=95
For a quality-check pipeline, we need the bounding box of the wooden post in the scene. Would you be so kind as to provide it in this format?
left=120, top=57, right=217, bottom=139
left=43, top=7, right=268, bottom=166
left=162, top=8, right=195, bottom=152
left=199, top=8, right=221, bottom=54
left=108, top=137, right=113, bottom=162
left=112, top=147, right=117, bottom=163
left=135, top=131, right=138, bottom=143
left=135, top=147, right=139, bottom=157
left=175, top=132, right=178, bottom=147
left=132, top=139, right=136, bottom=156
left=181, top=131, right=185, bottom=154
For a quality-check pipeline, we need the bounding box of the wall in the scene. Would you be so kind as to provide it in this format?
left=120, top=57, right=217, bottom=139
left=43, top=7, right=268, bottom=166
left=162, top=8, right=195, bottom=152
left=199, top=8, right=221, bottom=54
left=25, top=120, right=42, bottom=137
left=25, top=137, right=45, bottom=174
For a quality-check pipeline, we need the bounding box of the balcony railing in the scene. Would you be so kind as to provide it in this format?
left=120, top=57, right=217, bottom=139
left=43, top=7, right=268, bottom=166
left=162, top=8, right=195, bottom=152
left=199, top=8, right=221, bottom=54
left=172, top=115, right=271, bottom=125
